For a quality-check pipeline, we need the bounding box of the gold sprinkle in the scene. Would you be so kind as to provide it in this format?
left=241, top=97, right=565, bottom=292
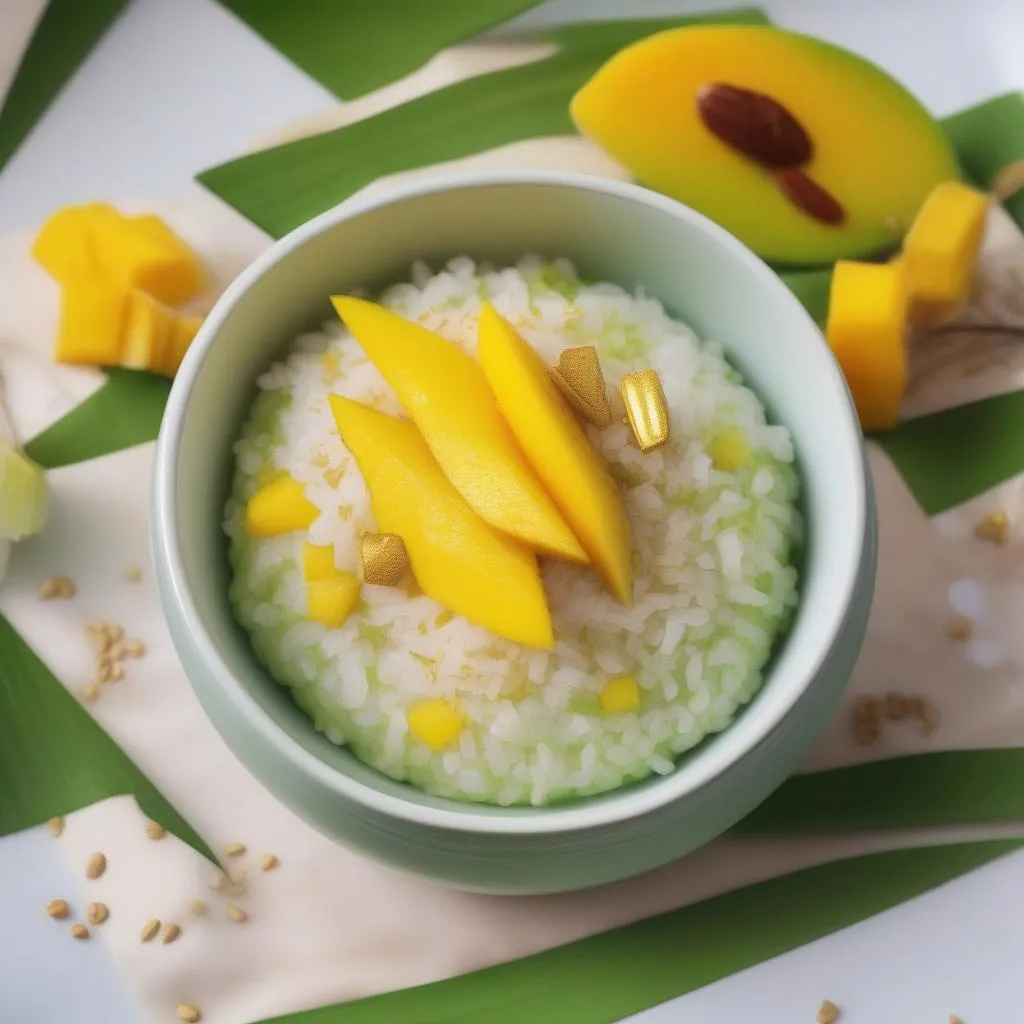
left=47, top=898, right=71, bottom=919
left=550, top=345, right=613, bottom=427
left=974, top=509, right=1009, bottom=544
left=70, top=923, right=90, bottom=940
left=189, top=900, right=207, bottom=916
left=125, top=563, right=142, bottom=583
left=87, top=902, right=109, bottom=925
left=140, top=918, right=161, bottom=942
left=817, top=1000, right=840, bottom=1024
left=177, top=1004, right=202, bottom=1023
left=85, top=852, right=106, bottom=879
left=224, top=842, right=247, bottom=857
left=82, top=683, right=100, bottom=704
left=47, top=816, right=64, bottom=837
left=227, top=904, right=248, bottom=924
left=145, top=821, right=166, bottom=841
left=621, top=370, right=670, bottom=452
left=124, top=639, right=146, bottom=658
left=162, top=923, right=181, bottom=944
left=39, top=577, right=75, bottom=600
left=947, top=616, right=974, bottom=640
left=992, top=159, right=1024, bottom=202
left=361, top=532, right=409, bottom=587
left=259, top=853, right=279, bottom=872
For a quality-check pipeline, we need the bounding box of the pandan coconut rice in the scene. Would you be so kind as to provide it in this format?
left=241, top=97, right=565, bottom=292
left=225, top=256, right=801, bottom=806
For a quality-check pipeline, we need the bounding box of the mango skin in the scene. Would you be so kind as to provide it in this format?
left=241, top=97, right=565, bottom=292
left=330, top=395, right=554, bottom=649
left=571, top=25, right=959, bottom=265
left=476, top=303, right=632, bottom=605
left=331, top=297, right=586, bottom=564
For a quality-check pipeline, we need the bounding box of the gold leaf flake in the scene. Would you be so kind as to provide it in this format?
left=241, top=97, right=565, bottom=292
left=550, top=346, right=613, bottom=427
left=361, top=532, right=409, bottom=587
left=621, top=370, right=670, bottom=452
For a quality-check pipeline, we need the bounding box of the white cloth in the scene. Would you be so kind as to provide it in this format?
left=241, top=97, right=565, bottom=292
left=0, top=0, right=47, bottom=117
left=3, top=46, right=1024, bottom=1024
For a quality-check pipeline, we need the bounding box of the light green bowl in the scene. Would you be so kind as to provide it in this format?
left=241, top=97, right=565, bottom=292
left=152, top=171, right=876, bottom=894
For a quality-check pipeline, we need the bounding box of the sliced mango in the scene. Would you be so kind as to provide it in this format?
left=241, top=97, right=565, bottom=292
left=307, top=573, right=360, bottom=628
left=121, top=290, right=178, bottom=370
left=826, top=260, right=908, bottom=431
left=54, top=276, right=127, bottom=367
left=331, top=296, right=586, bottom=564
left=476, top=303, right=633, bottom=605
left=407, top=699, right=464, bottom=750
left=330, top=395, right=553, bottom=649
left=901, top=181, right=990, bottom=326
left=302, top=542, right=336, bottom=582
left=599, top=675, right=640, bottom=713
left=244, top=476, right=319, bottom=538
left=32, top=204, right=114, bottom=283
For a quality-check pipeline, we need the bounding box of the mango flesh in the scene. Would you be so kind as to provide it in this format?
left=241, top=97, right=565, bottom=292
left=55, top=276, right=126, bottom=367
left=330, top=395, right=554, bottom=649
left=31, top=203, right=113, bottom=283
left=571, top=25, right=959, bottom=265
left=331, top=297, right=586, bottom=564
left=476, top=303, right=632, bottom=605
left=826, top=260, right=908, bottom=431
left=121, top=290, right=178, bottom=370
left=244, top=476, right=319, bottom=538
left=407, top=698, right=464, bottom=750
left=307, top=574, right=360, bottom=628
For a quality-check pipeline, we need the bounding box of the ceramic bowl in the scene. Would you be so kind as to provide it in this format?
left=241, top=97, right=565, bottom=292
left=152, top=171, right=876, bottom=894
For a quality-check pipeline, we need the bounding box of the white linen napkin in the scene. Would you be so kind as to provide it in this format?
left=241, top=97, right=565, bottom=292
left=0, top=0, right=47, bottom=115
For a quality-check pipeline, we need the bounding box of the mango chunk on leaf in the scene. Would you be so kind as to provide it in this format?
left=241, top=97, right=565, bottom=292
left=331, top=297, right=586, bottom=564
left=826, top=260, right=909, bottom=431
left=901, top=181, right=990, bottom=326
left=244, top=476, right=319, bottom=538
left=55, top=277, right=127, bottom=367
left=330, top=395, right=553, bottom=649
left=307, top=573, right=360, bottom=628
left=571, top=25, right=958, bottom=265
left=476, top=303, right=632, bottom=605
left=407, top=699, right=464, bottom=750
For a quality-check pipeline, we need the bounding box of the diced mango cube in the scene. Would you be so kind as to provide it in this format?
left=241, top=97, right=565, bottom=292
left=902, top=181, right=990, bottom=326
left=85, top=206, right=205, bottom=305
left=826, top=260, right=908, bottom=431
left=32, top=203, right=116, bottom=283
left=306, top=573, right=360, bottom=628
left=708, top=426, right=751, bottom=470
left=54, top=277, right=127, bottom=367
left=599, top=675, right=640, bottom=713
left=302, top=542, right=336, bottom=582
left=121, top=290, right=178, bottom=370
left=407, top=699, right=464, bottom=750
left=244, top=476, right=318, bottom=537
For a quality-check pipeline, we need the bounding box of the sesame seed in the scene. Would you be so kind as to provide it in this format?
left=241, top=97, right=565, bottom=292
left=82, top=683, right=100, bottom=704
left=140, top=918, right=161, bottom=942
left=176, top=1004, right=202, bottom=1022
left=87, top=902, right=109, bottom=925
left=85, top=852, right=106, bottom=879
left=224, top=842, right=247, bottom=857
left=46, top=899, right=70, bottom=919
left=227, top=904, right=248, bottom=924
left=145, top=821, right=167, bottom=841
left=162, top=923, right=181, bottom=944
left=946, top=616, right=974, bottom=640
left=70, top=923, right=90, bottom=940
left=189, top=900, right=207, bottom=916
left=125, top=564, right=142, bottom=582
left=46, top=816, right=64, bottom=837
left=259, top=853, right=279, bottom=872
left=817, top=1000, right=840, bottom=1024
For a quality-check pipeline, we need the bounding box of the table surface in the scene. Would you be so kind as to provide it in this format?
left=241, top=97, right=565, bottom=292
left=2, top=0, right=1024, bottom=1021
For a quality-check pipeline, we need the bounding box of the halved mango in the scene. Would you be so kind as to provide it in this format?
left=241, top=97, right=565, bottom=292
left=477, top=303, right=632, bottom=605
left=571, top=25, right=958, bottom=264
left=330, top=395, right=553, bottom=649
left=54, top=276, right=126, bottom=367
left=331, top=297, right=586, bottom=564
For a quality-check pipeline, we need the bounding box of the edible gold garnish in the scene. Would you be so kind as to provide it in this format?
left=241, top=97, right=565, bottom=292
left=360, top=532, right=409, bottom=586
left=550, top=346, right=613, bottom=427
left=620, top=369, right=670, bottom=452
left=974, top=509, right=1009, bottom=545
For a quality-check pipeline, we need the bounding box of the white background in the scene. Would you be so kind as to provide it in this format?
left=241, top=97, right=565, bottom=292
left=2, top=1, right=1024, bottom=1022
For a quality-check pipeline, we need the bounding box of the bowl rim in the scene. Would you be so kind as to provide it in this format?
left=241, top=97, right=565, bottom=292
left=154, top=168, right=867, bottom=835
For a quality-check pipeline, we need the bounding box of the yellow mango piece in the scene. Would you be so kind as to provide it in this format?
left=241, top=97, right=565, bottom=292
left=54, top=277, right=127, bottom=367
left=901, top=181, right=990, bottom=326
left=476, top=303, right=633, bottom=605
left=599, top=675, right=640, bottom=713
left=302, top=542, right=336, bottom=582
left=571, top=25, right=958, bottom=265
left=708, top=426, right=751, bottom=470
left=331, top=296, right=586, bottom=564
left=307, top=573, right=360, bottom=628
left=121, top=290, right=178, bottom=371
left=407, top=699, right=464, bottom=750
left=85, top=206, right=204, bottom=305
left=32, top=204, right=115, bottom=283
left=826, top=260, right=908, bottom=431
left=154, top=313, right=204, bottom=377
left=330, top=395, right=553, bottom=649
left=244, top=476, right=319, bottom=538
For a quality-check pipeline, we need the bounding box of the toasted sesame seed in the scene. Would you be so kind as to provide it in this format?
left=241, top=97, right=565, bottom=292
left=176, top=1005, right=201, bottom=1023
left=918, top=702, right=940, bottom=735
left=189, top=900, right=207, bottom=916
left=145, top=820, right=166, bottom=841
left=85, top=852, right=106, bottom=879
left=97, top=658, right=113, bottom=684
left=227, top=904, right=248, bottom=924
left=85, top=620, right=107, bottom=635
left=70, top=923, right=90, bottom=940
left=109, top=662, right=124, bottom=683
left=87, top=902, right=109, bottom=925
left=106, top=624, right=124, bottom=643
left=125, top=564, right=142, bottom=582
left=124, top=640, right=146, bottom=658
left=949, top=1016, right=964, bottom=1024
left=259, top=854, right=279, bottom=872
left=162, top=923, right=181, bottom=944
left=817, top=1000, right=840, bottom=1024
left=47, top=816, right=64, bottom=837
left=224, top=842, right=246, bottom=857
left=108, top=641, right=126, bottom=661
left=46, top=899, right=70, bottom=919
left=140, top=918, right=160, bottom=942
left=82, top=683, right=100, bottom=704
left=39, top=577, right=75, bottom=600
left=884, top=692, right=912, bottom=721
left=947, top=616, right=974, bottom=640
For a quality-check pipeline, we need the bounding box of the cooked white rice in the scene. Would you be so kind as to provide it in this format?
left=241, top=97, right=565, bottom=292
left=225, top=256, right=801, bottom=806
